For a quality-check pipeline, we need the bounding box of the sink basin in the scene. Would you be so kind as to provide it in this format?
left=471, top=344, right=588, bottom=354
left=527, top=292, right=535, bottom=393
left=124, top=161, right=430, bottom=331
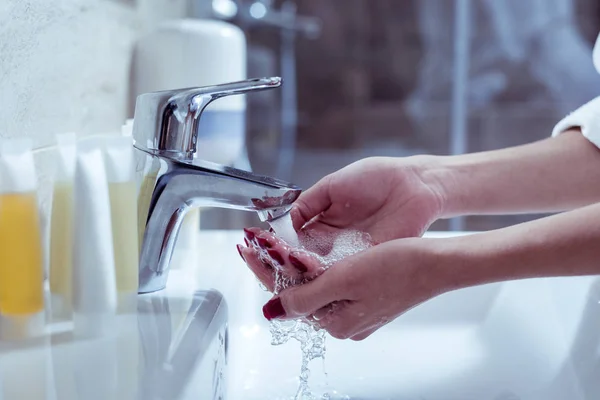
left=0, top=274, right=228, bottom=400
left=201, top=231, right=600, bottom=400
left=1, top=230, right=598, bottom=400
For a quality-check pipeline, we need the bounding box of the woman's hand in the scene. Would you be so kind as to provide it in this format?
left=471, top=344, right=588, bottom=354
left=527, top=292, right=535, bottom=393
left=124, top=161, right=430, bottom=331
left=262, top=237, right=450, bottom=341
left=246, top=201, right=600, bottom=341
left=239, top=228, right=452, bottom=341
left=238, top=227, right=327, bottom=293
left=289, top=133, right=600, bottom=241
left=290, top=157, right=446, bottom=243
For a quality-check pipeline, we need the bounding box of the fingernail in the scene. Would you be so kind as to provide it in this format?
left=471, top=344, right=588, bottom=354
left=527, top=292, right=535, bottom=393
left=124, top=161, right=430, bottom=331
left=256, top=237, right=272, bottom=249
left=267, top=249, right=285, bottom=265
left=263, top=297, right=286, bottom=321
left=289, top=254, right=308, bottom=273
left=243, top=228, right=255, bottom=241
left=244, top=238, right=250, bottom=247
left=269, top=227, right=275, bottom=233
left=236, top=244, right=245, bottom=261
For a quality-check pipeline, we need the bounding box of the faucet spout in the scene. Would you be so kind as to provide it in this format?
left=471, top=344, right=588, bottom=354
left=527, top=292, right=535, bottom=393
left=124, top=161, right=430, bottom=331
left=137, top=152, right=301, bottom=293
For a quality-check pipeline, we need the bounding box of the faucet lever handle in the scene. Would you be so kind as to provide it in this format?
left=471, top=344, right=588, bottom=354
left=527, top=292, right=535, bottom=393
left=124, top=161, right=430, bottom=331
left=170, top=76, right=282, bottom=109
left=133, top=77, right=282, bottom=159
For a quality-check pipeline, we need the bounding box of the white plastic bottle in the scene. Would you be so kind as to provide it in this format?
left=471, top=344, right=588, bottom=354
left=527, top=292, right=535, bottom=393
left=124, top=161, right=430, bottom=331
left=103, top=136, right=139, bottom=312
left=72, top=141, right=117, bottom=338
left=49, top=133, right=76, bottom=320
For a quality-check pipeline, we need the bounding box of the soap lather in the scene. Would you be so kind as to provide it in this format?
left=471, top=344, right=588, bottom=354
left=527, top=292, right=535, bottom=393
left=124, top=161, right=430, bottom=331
left=133, top=77, right=301, bottom=293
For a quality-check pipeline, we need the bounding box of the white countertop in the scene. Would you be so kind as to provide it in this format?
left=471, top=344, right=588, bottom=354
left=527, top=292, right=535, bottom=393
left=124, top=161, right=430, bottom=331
left=0, top=230, right=598, bottom=400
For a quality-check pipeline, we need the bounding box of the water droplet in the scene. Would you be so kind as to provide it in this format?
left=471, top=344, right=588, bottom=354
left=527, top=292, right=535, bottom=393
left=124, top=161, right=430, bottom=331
left=262, top=215, right=372, bottom=399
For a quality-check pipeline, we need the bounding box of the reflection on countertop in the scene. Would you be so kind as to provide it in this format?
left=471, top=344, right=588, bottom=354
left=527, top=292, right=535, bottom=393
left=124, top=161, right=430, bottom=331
left=0, top=288, right=227, bottom=400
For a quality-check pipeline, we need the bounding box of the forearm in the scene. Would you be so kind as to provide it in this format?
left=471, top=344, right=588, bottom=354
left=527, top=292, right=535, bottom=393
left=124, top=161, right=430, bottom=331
left=420, top=130, right=600, bottom=217
left=438, top=202, right=600, bottom=291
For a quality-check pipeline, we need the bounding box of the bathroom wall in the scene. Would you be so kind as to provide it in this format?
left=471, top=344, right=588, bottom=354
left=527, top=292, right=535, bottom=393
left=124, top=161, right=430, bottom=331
left=0, top=0, right=135, bottom=146
left=0, top=0, right=192, bottom=237
left=0, top=0, right=194, bottom=146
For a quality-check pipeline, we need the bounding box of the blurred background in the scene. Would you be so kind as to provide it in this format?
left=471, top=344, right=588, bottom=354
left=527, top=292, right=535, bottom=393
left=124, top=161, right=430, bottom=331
left=2, top=0, right=600, bottom=232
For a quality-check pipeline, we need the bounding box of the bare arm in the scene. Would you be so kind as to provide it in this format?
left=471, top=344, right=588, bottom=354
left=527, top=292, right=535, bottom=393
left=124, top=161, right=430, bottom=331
left=253, top=202, right=600, bottom=340
left=419, top=129, right=600, bottom=217
left=438, top=201, right=600, bottom=291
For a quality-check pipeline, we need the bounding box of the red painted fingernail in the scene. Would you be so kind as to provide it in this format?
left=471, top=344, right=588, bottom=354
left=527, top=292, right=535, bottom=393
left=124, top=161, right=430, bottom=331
left=236, top=244, right=245, bottom=261
left=244, top=238, right=250, bottom=247
left=267, top=249, right=285, bottom=265
left=256, top=237, right=272, bottom=249
left=263, top=297, right=286, bottom=321
left=243, top=228, right=255, bottom=241
left=289, top=254, right=308, bottom=273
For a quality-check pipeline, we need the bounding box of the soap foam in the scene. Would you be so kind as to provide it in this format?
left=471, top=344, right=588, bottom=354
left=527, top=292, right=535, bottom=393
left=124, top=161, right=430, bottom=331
left=301, top=230, right=372, bottom=268
left=266, top=213, right=372, bottom=400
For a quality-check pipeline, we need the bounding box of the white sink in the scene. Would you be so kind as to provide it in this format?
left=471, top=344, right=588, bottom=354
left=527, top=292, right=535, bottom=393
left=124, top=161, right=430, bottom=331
left=0, top=262, right=228, bottom=400
left=1, top=230, right=598, bottom=400
left=201, top=231, right=600, bottom=400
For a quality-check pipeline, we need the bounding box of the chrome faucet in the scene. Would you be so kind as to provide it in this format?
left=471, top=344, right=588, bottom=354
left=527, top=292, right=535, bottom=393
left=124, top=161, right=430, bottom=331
left=132, top=77, right=302, bottom=294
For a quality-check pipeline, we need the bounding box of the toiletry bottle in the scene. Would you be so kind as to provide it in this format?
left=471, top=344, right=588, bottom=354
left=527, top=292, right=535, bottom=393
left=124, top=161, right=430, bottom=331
left=136, top=152, right=161, bottom=254
left=72, top=141, right=117, bottom=338
left=103, top=136, right=139, bottom=312
left=0, top=138, right=45, bottom=338
left=49, top=133, right=76, bottom=320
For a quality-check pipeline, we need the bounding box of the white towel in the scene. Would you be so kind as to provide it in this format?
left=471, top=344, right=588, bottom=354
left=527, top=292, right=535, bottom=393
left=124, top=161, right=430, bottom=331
left=552, top=33, right=600, bottom=149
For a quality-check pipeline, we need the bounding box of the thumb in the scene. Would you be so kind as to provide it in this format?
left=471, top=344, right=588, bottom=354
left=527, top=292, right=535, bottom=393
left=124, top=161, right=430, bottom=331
left=262, top=269, right=343, bottom=320
left=291, top=175, right=333, bottom=230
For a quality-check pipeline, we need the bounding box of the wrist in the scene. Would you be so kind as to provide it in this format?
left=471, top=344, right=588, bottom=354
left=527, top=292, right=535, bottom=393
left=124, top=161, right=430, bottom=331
left=424, top=236, right=473, bottom=294
left=426, top=233, right=506, bottom=293
left=414, top=132, right=600, bottom=218
left=409, top=154, right=462, bottom=219
left=427, top=220, right=570, bottom=294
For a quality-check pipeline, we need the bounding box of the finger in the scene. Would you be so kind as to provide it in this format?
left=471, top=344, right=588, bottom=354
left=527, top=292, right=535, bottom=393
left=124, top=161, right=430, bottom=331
left=288, top=250, right=323, bottom=280
left=252, top=231, right=324, bottom=280
left=291, top=175, right=333, bottom=230
left=311, top=303, right=335, bottom=322
left=241, top=246, right=276, bottom=292
left=243, top=227, right=262, bottom=246
left=318, top=303, right=370, bottom=340
left=350, top=327, right=378, bottom=341
left=264, top=265, right=350, bottom=320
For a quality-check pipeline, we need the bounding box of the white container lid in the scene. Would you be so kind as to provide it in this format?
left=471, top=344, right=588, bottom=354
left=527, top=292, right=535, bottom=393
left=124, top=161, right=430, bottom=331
left=132, top=18, right=247, bottom=111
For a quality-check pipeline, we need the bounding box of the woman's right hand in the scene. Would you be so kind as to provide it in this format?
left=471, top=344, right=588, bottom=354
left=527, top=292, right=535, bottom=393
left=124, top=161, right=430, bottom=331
left=238, top=229, right=454, bottom=341
left=290, top=156, right=447, bottom=243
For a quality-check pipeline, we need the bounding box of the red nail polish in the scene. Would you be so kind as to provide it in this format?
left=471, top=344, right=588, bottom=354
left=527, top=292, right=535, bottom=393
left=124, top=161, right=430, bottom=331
left=256, top=237, right=272, bottom=249
left=243, top=228, right=255, bottom=241
left=289, top=254, right=308, bottom=273
left=267, top=249, right=285, bottom=265
left=236, top=244, right=245, bottom=261
left=244, top=238, right=250, bottom=247
left=263, top=297, right=286, bottom=321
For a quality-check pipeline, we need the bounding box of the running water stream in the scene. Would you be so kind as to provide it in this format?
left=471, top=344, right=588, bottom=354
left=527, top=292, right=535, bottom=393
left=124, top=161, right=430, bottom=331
left=262, top=212, right=373, bottom=400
